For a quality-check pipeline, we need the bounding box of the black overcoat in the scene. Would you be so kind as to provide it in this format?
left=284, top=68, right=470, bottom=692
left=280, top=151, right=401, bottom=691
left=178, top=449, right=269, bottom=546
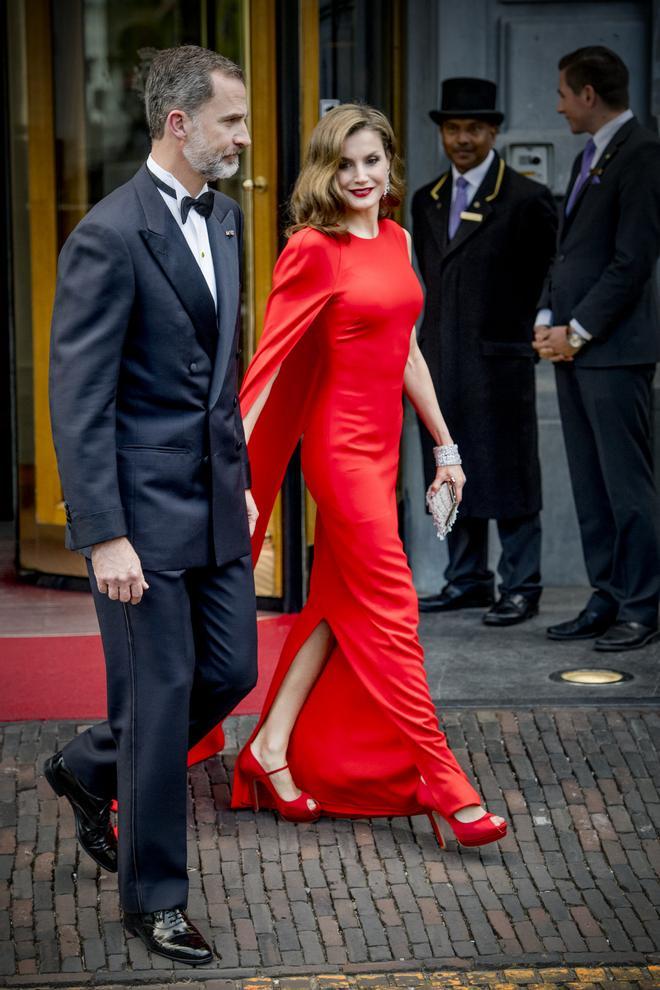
left=412, top=153, right=557, bottom=518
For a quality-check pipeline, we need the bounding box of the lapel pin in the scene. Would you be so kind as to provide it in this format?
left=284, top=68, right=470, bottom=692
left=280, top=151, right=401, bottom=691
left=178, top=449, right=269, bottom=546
left=225, top=229, right=236, bottom=237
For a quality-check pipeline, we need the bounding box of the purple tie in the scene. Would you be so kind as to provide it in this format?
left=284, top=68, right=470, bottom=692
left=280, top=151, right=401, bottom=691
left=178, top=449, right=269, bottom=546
left=448, top=176, right=469, bottom=240
left=565, top=138, right=596, bottom=215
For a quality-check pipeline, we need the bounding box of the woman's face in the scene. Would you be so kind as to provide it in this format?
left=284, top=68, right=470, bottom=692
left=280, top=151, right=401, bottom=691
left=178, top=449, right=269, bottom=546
left=335, top=128, right=389, bottom=215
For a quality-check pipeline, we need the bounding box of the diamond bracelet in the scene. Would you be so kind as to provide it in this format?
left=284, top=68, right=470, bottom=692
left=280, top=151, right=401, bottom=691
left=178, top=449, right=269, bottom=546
left=433, top=443, right=462, bottom=467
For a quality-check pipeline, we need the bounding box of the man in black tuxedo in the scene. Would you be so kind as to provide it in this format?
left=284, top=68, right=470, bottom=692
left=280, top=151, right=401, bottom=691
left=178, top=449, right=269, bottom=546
left=413, top=78, right=557, bottom=626
left=535, top=46, right=660, bottom=651
left=45, top=46, right=258, bottom=964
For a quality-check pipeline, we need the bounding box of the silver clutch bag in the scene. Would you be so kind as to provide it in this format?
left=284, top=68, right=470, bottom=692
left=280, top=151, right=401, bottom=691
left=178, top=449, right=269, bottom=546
left=426, top=481, right=459, bottom=540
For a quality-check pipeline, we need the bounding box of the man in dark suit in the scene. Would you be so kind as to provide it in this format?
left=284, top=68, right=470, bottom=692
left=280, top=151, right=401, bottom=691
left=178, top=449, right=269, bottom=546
left=413, top=78, right=557, bottom=626
left=45, top=46, right=258, bottom=964
left=535, top=46, right=660, bottom=652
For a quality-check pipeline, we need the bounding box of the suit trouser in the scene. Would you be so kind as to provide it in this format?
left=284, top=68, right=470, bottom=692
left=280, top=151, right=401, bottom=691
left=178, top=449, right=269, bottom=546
left=555, top=363, right=660, bottom=626
left=62, top=555, right=257, bottom=913
left=444, top=513, right=542, bottom=601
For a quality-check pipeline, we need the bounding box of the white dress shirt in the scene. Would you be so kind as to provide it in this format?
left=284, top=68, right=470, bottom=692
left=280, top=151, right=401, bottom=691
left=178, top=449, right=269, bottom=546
left=536, top=109, right=634, bottom=339
left=146, top=154, right=217, bottom=309
left=450, top=149, right=495, bottom=208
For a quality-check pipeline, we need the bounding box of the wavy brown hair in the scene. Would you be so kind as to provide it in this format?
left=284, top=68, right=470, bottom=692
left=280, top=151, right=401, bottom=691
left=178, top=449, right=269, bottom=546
left=287, top=104, right=404, bottom=237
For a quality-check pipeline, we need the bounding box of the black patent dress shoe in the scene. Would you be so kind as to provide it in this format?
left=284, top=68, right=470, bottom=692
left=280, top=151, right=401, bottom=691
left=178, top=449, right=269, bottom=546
left=419, top=583, right=494, bottom=613
left=594, top=621, right=659, bottom=652
left=43, top=752, right=117, bottom=873
left=124, top=909, right=214, bottom=966
left=547, top=608, right=615, bottom=641
left=482, top=593, right=539, bottom=627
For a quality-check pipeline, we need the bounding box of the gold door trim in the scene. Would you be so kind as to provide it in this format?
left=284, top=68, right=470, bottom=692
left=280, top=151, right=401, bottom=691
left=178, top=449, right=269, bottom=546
left=300, top=0, right=320, bottom=150
left=248, top=0, right=279, bottom=351
left=299, top=0, right=320, bottom=560
left=248, top=0, right=282, bottom=597
left=26, top=0, right=64, bottom=528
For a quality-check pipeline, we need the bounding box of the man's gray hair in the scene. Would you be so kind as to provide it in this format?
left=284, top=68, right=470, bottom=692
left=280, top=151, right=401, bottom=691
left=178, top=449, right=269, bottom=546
left=145, top=45, right=244, bottom=140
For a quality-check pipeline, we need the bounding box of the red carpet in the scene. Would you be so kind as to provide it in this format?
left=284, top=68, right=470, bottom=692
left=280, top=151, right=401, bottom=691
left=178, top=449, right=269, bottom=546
left=0, top=615, right=295, bottom=723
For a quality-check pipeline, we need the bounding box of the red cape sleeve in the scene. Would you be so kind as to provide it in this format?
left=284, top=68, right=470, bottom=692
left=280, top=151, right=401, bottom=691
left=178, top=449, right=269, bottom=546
left=240, top=227, right=342, bottom=562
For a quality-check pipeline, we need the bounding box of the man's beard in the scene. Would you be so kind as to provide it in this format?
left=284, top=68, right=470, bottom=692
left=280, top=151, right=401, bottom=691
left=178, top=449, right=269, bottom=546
left=183, top=126, right=241, bottom=181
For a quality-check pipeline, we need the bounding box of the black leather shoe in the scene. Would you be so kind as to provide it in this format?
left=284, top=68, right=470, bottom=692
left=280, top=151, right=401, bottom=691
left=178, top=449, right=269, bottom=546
left=594, top=621, right=659, bottom=652
left=43, top=752, right=117, bottom=873
left=124, top=909, right=214, bottom=966
left=547, top=609, right=615, bottom=641
left=482, top=593, right=539, bottom=627
left=419, top=583, right=494, bottom=613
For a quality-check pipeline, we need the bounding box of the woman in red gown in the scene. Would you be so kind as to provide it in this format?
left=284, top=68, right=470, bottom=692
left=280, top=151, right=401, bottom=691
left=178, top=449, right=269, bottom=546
left=231, top=105, right=507, bottom=848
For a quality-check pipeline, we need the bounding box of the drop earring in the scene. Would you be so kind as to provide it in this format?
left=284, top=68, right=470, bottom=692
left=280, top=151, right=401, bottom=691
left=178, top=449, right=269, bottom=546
left=383, top=173, right=391, bottom=198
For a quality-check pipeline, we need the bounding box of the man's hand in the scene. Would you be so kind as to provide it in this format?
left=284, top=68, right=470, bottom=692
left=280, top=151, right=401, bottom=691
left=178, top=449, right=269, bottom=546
left=245, top=489, right=259, bottom=537
left=91, top=537, right=149, bottom=605
left=533, top=324, right=574, bottom=362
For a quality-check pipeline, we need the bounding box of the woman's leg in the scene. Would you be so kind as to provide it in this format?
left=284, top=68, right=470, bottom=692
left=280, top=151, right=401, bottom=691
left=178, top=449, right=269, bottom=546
left=251, top=620, right=333, bottom=804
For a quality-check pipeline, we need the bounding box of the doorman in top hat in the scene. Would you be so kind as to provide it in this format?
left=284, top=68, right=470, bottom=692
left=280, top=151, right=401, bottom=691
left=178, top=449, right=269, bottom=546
left=413, top=77, right=557, bottom=625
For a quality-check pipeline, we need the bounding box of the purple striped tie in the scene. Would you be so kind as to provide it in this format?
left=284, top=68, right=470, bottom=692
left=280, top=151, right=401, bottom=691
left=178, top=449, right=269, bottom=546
left=448, top=176, right=469, bottom=240
left=565, top=138, right=596, bottom=215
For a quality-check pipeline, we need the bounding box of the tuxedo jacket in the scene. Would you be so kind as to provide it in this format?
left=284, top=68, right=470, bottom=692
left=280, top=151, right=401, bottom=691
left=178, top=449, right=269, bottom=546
left=49, top=165, right=252, bottom=570
left=542, top=116, right=660, bottom=367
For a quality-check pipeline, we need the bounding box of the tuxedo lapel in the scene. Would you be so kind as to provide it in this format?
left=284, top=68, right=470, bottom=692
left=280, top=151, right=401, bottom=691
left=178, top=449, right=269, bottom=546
left=207, top=206, right=240, bottom=409
left=134, top=166, right=218, bottom=360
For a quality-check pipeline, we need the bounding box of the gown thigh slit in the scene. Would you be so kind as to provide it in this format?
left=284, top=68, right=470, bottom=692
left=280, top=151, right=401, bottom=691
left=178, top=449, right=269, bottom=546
left=224, top=221, right=481, bottom=820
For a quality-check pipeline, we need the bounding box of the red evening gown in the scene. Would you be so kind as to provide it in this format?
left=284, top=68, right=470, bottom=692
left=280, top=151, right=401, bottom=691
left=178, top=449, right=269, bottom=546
left=230, top=219, right=480, bottom=818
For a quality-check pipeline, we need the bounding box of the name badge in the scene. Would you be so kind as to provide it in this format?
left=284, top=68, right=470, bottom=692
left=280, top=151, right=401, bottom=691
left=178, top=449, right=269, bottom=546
left=460, top=211, right=483, bottom=222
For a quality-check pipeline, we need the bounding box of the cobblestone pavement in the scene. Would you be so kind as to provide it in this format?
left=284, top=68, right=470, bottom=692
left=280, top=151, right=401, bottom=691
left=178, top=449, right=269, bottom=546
left=2, top=709, right=660, bottom=987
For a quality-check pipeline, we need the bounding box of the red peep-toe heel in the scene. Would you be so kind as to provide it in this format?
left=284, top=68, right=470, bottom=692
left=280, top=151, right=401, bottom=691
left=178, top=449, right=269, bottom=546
left=236, top=746, right=321, bottom=823
left=416, top=779, right=508, bottom=848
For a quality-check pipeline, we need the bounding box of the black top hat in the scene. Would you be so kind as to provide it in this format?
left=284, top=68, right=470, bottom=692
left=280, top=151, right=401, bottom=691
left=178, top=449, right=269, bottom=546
left=429, top=77, right=504, bottom=126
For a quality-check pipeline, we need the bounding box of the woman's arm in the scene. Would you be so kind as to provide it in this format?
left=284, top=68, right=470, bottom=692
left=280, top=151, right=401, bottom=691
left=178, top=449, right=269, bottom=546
left=403, top=329, right=466, bottom=500
left=403, top=328, right=453, bottom=447
left=401, top=227, right=465, bottom=500
left=242, top=368, right=280, bottom=443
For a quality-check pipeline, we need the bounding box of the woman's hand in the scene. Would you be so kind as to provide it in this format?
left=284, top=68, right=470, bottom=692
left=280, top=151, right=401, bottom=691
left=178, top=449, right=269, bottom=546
left=429, top=464, right=466, bottom=504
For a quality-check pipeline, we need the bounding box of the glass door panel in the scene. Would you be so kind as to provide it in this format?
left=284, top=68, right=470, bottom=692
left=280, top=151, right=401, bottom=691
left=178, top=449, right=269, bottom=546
left=319, top=0, right=400, bottom=117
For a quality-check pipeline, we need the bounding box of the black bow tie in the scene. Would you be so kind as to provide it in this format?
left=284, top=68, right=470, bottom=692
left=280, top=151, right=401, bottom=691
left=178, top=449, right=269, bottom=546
left=180, top=191, right=214, bottom=223
left=146, top=167, right=214, bottom=223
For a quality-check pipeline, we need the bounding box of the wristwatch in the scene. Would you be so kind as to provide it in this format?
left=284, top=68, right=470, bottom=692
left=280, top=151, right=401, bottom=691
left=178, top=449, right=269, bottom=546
left=566, top=329, right=586, bottom=352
